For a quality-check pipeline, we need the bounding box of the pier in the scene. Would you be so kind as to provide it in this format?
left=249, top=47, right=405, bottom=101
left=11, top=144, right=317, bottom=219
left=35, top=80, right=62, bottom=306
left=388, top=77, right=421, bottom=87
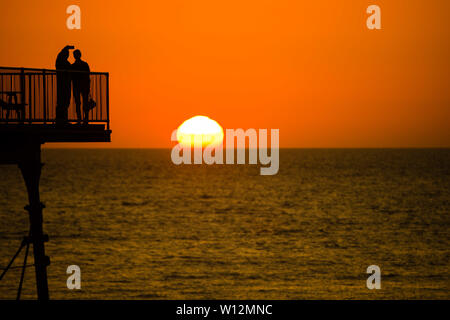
left=0, top=66, right=111, bottom=300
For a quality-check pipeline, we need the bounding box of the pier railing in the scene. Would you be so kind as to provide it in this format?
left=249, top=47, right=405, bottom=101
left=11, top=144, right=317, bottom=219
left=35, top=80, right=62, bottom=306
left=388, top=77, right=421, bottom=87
left=0, top=67, right=109, bottom=129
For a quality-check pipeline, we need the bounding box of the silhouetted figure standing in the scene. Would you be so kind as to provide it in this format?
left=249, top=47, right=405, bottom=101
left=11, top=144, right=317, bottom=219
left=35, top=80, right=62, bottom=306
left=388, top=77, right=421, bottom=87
left=71, top=49, right=90, bottom=125
left=55, top=45, right=73, bottom=124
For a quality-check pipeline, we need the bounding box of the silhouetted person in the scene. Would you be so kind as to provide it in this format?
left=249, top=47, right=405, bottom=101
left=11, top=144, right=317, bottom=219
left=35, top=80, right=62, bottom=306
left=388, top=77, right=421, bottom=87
left=55, top=45, right=73, bottom=124
left=71, top=49, right=90, bottom=125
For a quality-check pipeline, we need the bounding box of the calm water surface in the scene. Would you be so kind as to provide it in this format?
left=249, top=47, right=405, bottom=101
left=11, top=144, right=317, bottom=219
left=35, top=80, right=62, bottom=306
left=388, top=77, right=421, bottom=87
left=0, top=149, right=449, bottom=299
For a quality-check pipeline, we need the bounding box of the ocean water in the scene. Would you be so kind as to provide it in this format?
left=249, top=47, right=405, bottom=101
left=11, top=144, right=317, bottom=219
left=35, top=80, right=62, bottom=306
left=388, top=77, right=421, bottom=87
left=0, top=149, right=449, bottom=299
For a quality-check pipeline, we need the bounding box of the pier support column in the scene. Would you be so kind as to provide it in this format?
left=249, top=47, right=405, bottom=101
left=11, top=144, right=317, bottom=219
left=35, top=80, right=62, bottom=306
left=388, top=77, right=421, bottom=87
left=18, top=142, right=50, bottom=301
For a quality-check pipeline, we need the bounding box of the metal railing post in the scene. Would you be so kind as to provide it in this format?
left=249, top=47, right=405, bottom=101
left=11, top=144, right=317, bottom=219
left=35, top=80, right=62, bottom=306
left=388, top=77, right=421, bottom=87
left=20, top=68, right=25, bottom=122
left=28, top=73, right=32, bottom=123
left=42, top=70, right=47, bottom=124
left=106, top=73, right=110, bottom=130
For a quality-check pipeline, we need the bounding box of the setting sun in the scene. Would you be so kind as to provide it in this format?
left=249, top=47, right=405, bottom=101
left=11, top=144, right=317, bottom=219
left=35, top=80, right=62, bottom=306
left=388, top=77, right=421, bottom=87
left=176, top=116, right=224, bottom=147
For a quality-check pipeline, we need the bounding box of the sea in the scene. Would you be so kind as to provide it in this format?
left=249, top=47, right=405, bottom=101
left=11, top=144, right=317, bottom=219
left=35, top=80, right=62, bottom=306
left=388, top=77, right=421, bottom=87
left=0, top=149, right=449, bottom=299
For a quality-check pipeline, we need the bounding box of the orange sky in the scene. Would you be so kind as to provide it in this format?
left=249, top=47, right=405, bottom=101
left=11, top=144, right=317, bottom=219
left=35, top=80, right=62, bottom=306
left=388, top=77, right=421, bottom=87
left=0, top=0, right=449, bottom=147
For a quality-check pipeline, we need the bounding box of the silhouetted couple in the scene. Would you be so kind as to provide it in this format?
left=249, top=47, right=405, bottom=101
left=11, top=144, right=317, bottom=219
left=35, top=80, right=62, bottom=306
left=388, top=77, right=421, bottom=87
left=55, top=45, right=91, bottom=125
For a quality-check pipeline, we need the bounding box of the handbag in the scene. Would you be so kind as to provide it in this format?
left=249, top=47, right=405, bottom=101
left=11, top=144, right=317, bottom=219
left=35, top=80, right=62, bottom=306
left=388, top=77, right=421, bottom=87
left=87, top=94, right=96, bottom=111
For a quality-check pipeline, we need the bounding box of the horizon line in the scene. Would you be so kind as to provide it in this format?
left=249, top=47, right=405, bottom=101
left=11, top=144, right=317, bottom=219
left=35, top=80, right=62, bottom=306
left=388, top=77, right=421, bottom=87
left=42, top=146, right=450, bottom=150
